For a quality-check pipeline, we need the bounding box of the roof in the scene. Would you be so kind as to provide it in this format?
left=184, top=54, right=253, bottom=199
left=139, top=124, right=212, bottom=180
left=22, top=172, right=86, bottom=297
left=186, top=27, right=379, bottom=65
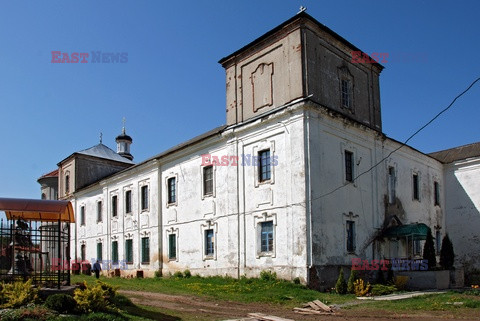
left=38, top=169, right=59, bottom=179
left=59, top=143, right=135, bottom=165
left=0, top=198, right=75, bottom=223
left=218, top=11, right=384, bottom=70
left=383, top=223, right=431, bottom=240
left=429, top=142, right=480, bottom=163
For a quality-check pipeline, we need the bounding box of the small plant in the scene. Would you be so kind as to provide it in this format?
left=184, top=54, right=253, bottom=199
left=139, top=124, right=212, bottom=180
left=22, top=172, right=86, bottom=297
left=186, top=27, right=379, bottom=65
left=44, top=293, right=77, bottom=313
left=353, top=279, right=371, bottom=297
left=173, top=271, right=184, bottom=278
left=335, top=268, right=347, bottom=294
left=0, top=279, right=38, bottom=309
left=260, top=270, right=277, bottom=281
left=439, top=234, right=455, bottom=270
left=74, top=281, right=113, bottom=313
left=347, top=269, right=357, bottom=294
left=183, top=269, right=192, bottom=278
left=293, top=277, right=301, bottom=285
left=394, top=275, right=409, bottom=290
left=154, top=270, right=162, bottom=278
left=371, top=284, right=397, bottom=296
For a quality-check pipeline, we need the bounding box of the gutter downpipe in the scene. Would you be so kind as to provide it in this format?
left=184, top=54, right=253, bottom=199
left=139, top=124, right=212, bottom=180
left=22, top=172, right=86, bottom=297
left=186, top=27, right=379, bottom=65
left=236, top=136, right=241, bottom=279
left=305, top=110, right=313, bottom=284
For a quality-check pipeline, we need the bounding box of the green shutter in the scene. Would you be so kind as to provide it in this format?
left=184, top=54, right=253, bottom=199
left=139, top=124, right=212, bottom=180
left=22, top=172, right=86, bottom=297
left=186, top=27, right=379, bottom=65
left=112, top=241, right=118, bottom=263
left=97, top=243, right=102, bottom=261
left=141, top=237, right=150, bottom=263
left=126, top=239, right=133, bottom=264
left=168, top=234, right=176, bottom=259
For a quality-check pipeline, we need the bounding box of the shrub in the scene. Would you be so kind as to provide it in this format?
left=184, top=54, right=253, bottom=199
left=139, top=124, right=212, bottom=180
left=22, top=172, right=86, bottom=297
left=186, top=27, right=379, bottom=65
left=154, top=270, right=162, bottom=278
left=439, top=234, right=455, bottom=270
left=183, top=269, right=192, bottom=278
left=293, top=277, right=301, bottom=285
left=96, top=280, right=118, bottom=300
left=423, top=229, right=437, bottom=270
left=353, top=279, right=371, bottom=297
left=74, top=281, right=116, bottom=313
left=0, top=279, right=38, bottom=309
left=371, top=284, right=397, bottom=296
left=335, top=268, right=347, bottom=294
left=0, top=305, right=55, bottom=321
left=347, top=269, right=357, bottom=294
left=394, top=275, right=409, bottom=290
left=260, top=270, right=277, bottom=281
left=44, top=293, right=77, bottom=313
left=173, top=271, right=184, bottom=278
left=375, top=270, right=386, bottom=285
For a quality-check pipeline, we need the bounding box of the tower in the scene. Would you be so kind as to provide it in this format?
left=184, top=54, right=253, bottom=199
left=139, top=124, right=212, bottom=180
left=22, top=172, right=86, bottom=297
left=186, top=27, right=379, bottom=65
left=116, top=122, right=133, bottom=161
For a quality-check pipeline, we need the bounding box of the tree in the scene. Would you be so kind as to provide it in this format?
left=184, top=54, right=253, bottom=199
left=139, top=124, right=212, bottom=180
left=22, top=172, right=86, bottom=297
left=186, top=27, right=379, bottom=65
left=347, top=269, right=358, bottom=293
left=423, top=229, right=437, bottom=270
left=439, top=234, right=455, bottom=270
left=336, top=268, right=347, bottom=294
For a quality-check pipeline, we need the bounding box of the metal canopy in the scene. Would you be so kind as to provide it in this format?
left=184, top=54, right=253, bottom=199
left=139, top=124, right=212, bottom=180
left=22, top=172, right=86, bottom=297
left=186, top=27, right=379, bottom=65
left=0, top=198, right=74, bottom=223
left=383, top=223, right=430, bottom=240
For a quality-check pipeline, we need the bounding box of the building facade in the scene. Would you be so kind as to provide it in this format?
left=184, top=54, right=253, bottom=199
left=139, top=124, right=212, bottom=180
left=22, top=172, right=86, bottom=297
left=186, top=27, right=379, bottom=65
left=38, top=12, right=464, bottom=287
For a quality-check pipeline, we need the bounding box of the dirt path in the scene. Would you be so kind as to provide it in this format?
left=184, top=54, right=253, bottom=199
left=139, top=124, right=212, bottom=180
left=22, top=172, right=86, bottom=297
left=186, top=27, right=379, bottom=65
left=120, top=290, right=480, bottom=321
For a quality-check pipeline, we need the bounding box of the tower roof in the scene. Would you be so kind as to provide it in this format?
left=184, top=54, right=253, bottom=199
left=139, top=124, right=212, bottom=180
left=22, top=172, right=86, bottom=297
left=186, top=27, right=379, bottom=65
left=58, top=143, right=135, bottom=166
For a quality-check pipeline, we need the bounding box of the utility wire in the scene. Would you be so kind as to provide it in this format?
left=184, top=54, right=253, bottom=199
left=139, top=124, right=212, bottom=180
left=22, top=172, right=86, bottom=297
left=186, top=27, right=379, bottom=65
left=317, top=77, right=480, bottom=200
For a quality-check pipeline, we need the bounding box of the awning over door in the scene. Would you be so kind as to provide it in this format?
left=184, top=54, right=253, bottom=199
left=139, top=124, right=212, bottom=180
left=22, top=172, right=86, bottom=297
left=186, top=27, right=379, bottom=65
left=0, top=198, right=74, bottom=223
left=383, top=223, right=430, bottom=240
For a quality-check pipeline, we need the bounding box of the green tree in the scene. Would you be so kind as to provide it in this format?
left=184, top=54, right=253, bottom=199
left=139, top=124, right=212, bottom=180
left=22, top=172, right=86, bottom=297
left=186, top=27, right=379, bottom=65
left=347, top=269, right=358, bottom=293
left=423, top=229, right=437, bottom=270
left=439, top=234, right=455, bottom=270
left=336, top=268, right=347, bottom=294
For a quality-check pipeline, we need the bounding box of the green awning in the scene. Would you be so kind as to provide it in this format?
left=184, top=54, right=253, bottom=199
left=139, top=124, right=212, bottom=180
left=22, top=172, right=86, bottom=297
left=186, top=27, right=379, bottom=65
left=383, top=223, right=430, bottom=240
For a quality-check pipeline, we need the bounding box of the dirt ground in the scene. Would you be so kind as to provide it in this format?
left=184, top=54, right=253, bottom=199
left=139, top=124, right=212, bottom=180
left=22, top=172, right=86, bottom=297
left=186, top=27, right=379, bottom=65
left=120, top=290, right=480, bottom=321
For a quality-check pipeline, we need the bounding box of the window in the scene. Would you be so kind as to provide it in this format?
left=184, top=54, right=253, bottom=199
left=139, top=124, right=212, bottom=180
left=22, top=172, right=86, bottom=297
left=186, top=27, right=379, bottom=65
left=112, top=241, right=118, bottom=264
left=204, top=229, right=214, bottom=256
left=141, top=185, right=149, bottom=210
left=346, top=220, right=356, bottom=252
left=81, top=244, right=86, bottom=261
left=167, top=177, right=176, bottom=204
left=168, top=234, right=177, bottom=260
left=65, top=174, right=70, bottom=194
left=345, top=151, right=354, bottom=182
left=436, top=230, right=441, bottom=255
left=203, top=166, right=213, bottom=196
left=258, top=149, right=271, bottom=182
left=125, top=190, right=132, bottom=213
left=414, top=239, right=421, bottom=256
left=80, top=206, right=85, bottom=226
left=125, top=239, right=133, bottom=264
left=388, top=167, right=396, bottom=204
left=141, top=237, right=150, bottom=264
left=97, top=201, right=102, bottom=222
left=260, top=221, right=274, bottom=253
left=97, top=242, right=102, bottom=261
left=111, top=195, right=118, bottom=217
left=341, top=79, right=352, bottom=109
left=413, top=174, right=420, bottom=200
left=434, top=181, right=440, bottom=206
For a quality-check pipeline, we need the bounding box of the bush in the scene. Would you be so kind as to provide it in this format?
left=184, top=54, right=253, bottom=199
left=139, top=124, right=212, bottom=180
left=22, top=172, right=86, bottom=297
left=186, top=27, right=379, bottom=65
left=293, top=277, right=301, bottom=285
left=394, top=275, right=409, bottom=290
left=335, top=268, right=347, bottom=294
left=183, top=269, right=192, bottom=278
left=0, top=305, right=55, bottom=321
left=260, top=270, right=277, bottom=281
left=44, top=293, right=77, bottom=314
left=371, top=284, right=397, bottom=296
left=73, top=281, right=118, bottom=313
left=154, top=270, right=162, bottom=278
left=347, top=269, right=357, bottom=294
left=353, top=279, right=371, bottom=297
left=96, top=280, right=118, bottom=300
left=173, top=271, right=184, bottom=278
left=439, top=234, right=455, bottom=270
left=0, top=279, right=38, bottom=309
left=423, top=229, right=437, bottom=270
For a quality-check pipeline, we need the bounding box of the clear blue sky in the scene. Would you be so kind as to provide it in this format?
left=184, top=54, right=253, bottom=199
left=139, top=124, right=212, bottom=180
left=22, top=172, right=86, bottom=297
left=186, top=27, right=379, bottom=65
left=0, top=0, right=479, bottom=200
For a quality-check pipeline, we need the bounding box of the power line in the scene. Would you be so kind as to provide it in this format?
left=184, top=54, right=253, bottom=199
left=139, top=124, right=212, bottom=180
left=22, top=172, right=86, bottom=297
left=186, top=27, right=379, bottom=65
left=317, top=77, right=480, bottom=200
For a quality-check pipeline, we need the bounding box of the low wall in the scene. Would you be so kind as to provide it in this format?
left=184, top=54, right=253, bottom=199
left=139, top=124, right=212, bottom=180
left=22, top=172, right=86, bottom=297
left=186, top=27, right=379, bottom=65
left=396, top=270, right=450, bottom=290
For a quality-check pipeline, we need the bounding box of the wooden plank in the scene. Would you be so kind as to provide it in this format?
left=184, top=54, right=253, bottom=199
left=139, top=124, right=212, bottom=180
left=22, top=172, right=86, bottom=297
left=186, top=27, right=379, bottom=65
left=247, top=313, right=295, bottom=321
left=293, top=308, right=323, bottom=315
left=307, top=301, right=321, bottom=310
left=313, top=299, right=333, bottom=312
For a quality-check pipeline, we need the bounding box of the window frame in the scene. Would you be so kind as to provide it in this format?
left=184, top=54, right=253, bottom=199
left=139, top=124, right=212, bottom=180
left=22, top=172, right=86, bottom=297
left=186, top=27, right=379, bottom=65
left=202, top=165, right=214, bottom=197
left=167, top=177, right=177, bottom=205
left=388, top=166, right=396, bottom=204
left=260, top=221, right=274, bottom=254
left=141, top=237, right=150, bottom=264
left=344, top=150, right=354, bottom=183
left=97, top=200, right=103, bottom=223
left=125, top=190, right=132, bottom=214
left=204, top=229, right=215, bottom=257
left=141, top=185, right=149, bottom=211
left=346, top=220, right=356, bottom=253
left=168, top=233, right=177, bottom=261
left=341, top=78, right=352, bottom=109
left=434, top=181, right=440, bottom=206
left=80, top=206, right=86, bottom=226
left=125, top=239, right=133, bottom=264
left=65, top=173, right=70, bottom=195
left=80, top=244, right=86, bottom=261
left=112, top=240, right=118, bottom=264
left=97, top=242, right=103, bottom=261
left=413, top=173, right=420, bottom=201
left=258, top=149, right=272, bottom=183
left=111, top=195, right=118, bottom=217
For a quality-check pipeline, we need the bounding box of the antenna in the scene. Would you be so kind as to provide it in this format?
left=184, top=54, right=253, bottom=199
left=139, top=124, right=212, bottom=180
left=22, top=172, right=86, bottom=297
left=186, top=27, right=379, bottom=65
left=99, top=132, right=103, bottom=144
left=122, top=117, right=126, bottom=134
left=298, top=6, right=307, bottom=14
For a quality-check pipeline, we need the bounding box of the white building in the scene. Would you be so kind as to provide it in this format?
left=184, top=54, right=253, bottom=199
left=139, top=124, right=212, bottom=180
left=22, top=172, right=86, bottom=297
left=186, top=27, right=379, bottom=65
left=39, top=12, right=463, bottom=288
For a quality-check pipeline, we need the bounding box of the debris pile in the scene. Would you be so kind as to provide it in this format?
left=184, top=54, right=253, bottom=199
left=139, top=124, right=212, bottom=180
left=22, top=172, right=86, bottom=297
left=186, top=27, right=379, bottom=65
left=293, top=299, right=337, bottom=315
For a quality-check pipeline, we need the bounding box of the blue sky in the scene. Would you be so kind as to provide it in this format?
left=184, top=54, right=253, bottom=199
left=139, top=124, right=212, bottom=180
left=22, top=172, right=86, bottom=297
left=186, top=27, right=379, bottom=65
left=0, top=0, right=479, bottom=200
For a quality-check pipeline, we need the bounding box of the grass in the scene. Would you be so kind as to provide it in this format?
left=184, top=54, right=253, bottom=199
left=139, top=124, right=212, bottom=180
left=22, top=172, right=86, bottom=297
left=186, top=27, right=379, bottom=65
left=71, top=274, right=354, bottom=307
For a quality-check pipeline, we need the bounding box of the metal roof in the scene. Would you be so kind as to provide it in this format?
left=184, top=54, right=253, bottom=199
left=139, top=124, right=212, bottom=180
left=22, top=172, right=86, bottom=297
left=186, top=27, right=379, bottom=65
left=383, top=223, right=430, bottom=240
left=0, top=198, right=75, bottom=223
left=60, top=143, right=135, bottom=165
left=429, top=142, right=480, bottom=164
